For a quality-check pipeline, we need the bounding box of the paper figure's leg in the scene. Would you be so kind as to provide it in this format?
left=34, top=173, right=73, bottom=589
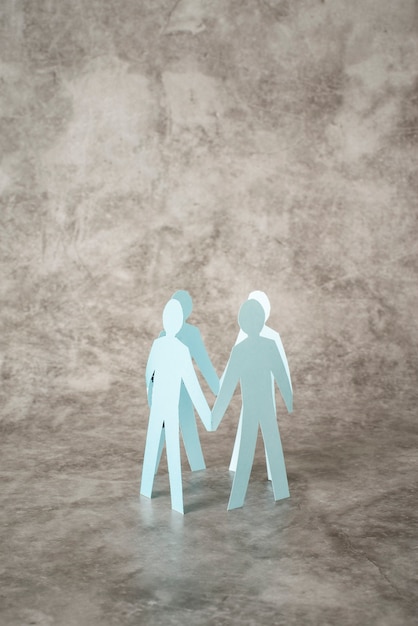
left=228, top=408, right=243, bottom=472
left=228, top=415, right=258, bottom=511
left=232, top=415, right=271, bottom=478
left=155, top=425, right=165, bottom=475
left=140, top=412, right=164, bottom=499
left=265, top=383, right=276, bottom=481
left=179, top=390, right=205, bottom=471
left=165, top=415, right=184, bottom=514
left=260, top=416, right=289, bottom=501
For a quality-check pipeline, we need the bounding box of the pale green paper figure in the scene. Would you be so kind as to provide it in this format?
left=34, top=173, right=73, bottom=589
left=140, top=299, right=211, bottom=514
left=154, top=291, right=219, bottom=473
left=212, top=299, right=293, bottom=510
left=229, top=290, right=292, bottom=478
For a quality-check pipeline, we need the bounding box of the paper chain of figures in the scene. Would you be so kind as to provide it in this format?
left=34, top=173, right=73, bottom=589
left=140, top=290, right=293, bottom=514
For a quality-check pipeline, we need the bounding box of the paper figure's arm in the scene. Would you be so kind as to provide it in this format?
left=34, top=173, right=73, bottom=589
left=182, top=351, right=212, bottom=431
left=189, top=327, right=219, bottom=395
left=273, top=332, right=292, bottom=392
left=218, top=329, right=244, bottom=387
left=211, top=351, right=240, bottom=431
left=271, top=344, right=293, bottom=413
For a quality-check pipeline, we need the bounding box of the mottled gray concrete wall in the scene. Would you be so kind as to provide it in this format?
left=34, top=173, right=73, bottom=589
left=1, top=0, right=417, bottom=440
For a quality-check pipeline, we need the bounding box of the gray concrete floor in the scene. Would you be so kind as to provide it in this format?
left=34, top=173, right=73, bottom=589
left=1, top=399, right=417, bottom=625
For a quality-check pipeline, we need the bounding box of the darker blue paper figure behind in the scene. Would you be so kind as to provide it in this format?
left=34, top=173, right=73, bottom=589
left=211, top=299, right=293, bottom=510
left=154, top=290, right=219, bottom=473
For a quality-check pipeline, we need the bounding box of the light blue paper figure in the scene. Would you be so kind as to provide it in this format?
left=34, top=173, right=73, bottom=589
left=154, top=290, right=219, bottom=474
left=212, top=299, right=293, bottom=511
left=229, top=291, right=292, bottom=478
left=140, top=299, right=211, bottom=514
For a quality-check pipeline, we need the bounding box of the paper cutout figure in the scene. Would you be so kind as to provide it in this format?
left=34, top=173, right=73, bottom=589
left=229, top=291, right=292, bottom=478
left=140, top=299, right=211, bottom=514
left=153, top=290, right=219, bottom=474
left=211, top=299, right=293, bottom=510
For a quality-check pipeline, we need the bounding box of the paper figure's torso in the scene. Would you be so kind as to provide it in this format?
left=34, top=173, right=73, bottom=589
left=149, top=337, right=191, bottom=415
left=232, top=336, right=278, bottom=413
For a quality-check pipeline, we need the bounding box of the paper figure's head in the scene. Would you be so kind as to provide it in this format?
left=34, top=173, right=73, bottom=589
left=163, top=299, right=184, bottom=336
left=248, top=290, right=270, bottom=322
left=172, top=290, right=193, bottom=320
left=238, top=299, right=265, bottom=337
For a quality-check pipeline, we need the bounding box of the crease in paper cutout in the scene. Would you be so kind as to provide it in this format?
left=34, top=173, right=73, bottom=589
left=211, top=299, right=293, bottom=510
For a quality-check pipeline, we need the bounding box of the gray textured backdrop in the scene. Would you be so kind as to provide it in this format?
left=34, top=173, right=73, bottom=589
left=1, top=2, right=418, bottom=624
left=1, top=0, right=417, bottom=436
